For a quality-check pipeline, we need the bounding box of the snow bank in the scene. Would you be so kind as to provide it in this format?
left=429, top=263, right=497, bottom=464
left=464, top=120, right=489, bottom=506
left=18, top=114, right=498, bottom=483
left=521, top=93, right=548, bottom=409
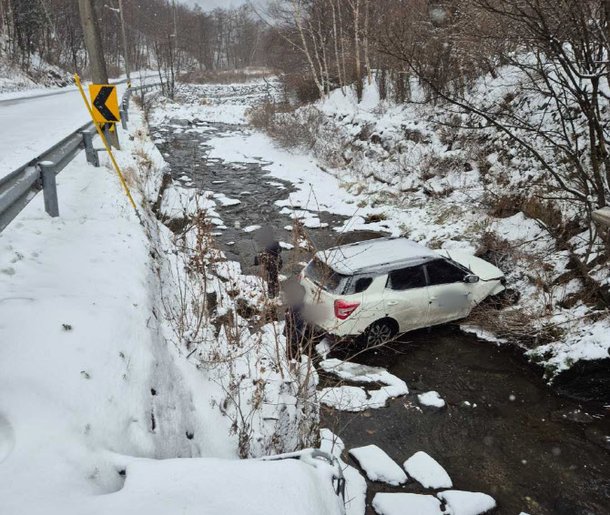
left=320, top=429, right=367, bottom=515
left=93, top=455, right=344, bottom=515
left=0, top=109, right=234, bottom=513
left=159, top=185, right=218, bottom=219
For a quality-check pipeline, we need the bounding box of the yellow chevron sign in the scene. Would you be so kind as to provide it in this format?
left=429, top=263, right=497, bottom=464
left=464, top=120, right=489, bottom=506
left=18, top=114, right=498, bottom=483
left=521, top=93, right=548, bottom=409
left=89, top=84, right=120, bottom=124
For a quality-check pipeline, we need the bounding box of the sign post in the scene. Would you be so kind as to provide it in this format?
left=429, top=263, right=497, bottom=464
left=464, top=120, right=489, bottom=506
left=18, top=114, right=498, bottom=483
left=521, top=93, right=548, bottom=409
left=89, top=84, right=120, bottom=148
left=75, top=74, right=137, bottom=215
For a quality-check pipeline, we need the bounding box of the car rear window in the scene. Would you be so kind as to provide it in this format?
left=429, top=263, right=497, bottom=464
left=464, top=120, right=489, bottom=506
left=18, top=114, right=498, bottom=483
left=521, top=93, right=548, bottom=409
left=304, top=258, right=348, bottom=293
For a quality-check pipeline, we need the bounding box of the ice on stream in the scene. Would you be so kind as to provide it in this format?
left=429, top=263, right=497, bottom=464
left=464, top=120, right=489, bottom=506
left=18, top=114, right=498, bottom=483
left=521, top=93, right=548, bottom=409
left=213, top=193, right=242, bottom=206
left=242, top=224, right=262, bottom=233
left=403, top=451, right=453, bottom=489
left=348, top=445, right=407, bottom=486
left=319, top=359, right=408, bottom=412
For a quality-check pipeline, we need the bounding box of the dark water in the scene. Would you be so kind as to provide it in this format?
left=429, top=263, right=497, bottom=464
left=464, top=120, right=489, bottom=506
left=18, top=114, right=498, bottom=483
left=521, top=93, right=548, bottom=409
left=152, top=118, right=610, bottom=515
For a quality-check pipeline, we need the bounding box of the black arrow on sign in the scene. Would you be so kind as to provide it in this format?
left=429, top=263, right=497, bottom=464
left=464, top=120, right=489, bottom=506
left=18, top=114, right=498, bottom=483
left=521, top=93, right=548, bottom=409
left=93, top=86, right=118, bottom=122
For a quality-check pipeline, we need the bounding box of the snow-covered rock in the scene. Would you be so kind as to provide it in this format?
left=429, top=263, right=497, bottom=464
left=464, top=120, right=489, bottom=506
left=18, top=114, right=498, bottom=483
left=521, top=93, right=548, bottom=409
left=437, top=490, right=497, bottom=515
left=403, top=451, right=452, bottom=489
left=418, top=391, right=446, bottom=408
left=349, top=445, right=407, bottom=486
left=372, top=493, right=443, bottom=515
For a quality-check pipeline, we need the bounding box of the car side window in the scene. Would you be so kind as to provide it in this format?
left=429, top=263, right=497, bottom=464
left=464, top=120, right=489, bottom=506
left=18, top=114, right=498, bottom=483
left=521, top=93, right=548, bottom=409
left=425, top=259, right=466, bottom=286
left=354, top=277, right=373, bottom=293
left=387, top=265, right=427, bottom=290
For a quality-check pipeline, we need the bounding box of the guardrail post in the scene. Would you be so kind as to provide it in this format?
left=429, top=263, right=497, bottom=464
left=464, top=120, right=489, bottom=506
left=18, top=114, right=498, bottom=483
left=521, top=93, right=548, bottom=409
left=103, top=123, right=120, bottom=150
left=39, top=161, right=59, bottom=217
left=120, top=109, right=128, bottom=130
left=81, top=131, right=100, bottom=167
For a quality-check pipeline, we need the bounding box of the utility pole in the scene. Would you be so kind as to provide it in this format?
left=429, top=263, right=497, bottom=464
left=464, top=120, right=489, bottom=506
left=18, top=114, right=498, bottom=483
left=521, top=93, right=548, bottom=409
left=118, top=0, right=131, bottom=86
left=77, top=0, right=119, bottom=148
left=77, top=0, right=108, bottom=84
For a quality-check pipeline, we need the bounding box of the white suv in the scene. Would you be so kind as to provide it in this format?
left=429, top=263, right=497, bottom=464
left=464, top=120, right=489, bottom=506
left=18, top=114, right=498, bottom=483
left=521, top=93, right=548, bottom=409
left=300, top=237, right=505, bottom=345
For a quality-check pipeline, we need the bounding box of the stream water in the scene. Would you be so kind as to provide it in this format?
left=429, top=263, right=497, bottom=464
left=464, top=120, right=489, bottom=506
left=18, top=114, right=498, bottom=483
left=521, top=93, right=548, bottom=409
left=152, top=118, right=610, bottom=515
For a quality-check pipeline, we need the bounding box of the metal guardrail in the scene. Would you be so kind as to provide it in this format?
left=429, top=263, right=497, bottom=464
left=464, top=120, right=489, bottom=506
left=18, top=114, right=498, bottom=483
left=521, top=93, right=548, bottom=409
left=0, top=83, right=162, bottom=233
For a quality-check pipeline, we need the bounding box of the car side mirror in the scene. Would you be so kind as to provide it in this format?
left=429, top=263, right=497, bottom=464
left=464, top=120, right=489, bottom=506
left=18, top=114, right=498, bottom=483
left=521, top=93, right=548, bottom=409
left=464, top=274, right=480, bottom=284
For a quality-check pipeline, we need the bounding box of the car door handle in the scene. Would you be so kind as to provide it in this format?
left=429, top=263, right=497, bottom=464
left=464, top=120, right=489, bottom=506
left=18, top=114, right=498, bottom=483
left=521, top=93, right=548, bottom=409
left=386, top=300, right=399, bottom=306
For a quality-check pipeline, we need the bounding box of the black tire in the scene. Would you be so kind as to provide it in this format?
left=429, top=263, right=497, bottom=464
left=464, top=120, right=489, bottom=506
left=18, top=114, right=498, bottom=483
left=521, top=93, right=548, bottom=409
left=362, top=319, right=398, bottom=347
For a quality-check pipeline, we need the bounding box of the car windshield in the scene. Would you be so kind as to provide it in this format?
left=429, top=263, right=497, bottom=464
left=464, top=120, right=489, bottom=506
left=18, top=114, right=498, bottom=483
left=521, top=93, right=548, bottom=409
left=304, top=258, right=348, bottom=293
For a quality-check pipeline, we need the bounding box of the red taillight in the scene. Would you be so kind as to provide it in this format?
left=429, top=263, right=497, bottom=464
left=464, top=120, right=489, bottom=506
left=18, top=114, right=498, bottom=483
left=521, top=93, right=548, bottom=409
left=334, top=299, right=360, bottom=320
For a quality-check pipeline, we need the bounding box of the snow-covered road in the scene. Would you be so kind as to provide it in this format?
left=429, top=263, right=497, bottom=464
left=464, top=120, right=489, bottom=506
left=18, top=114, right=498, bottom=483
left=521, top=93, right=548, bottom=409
left=0, top=75, right=156, bottom=179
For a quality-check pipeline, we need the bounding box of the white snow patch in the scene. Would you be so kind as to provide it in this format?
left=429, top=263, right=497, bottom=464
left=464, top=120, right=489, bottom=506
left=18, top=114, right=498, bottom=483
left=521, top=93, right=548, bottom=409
left=437, top=490, right=497, bottom=515
left=320, top=386, right=369, bottom=412
left=418, top=391, right=446, bottom=408
left=94, top=456, right=344, bottom=515
left=403, top=451, right=452, bottom=489
left=460, top=325, right=508, bottom=345
left=372, top=493, right=443, bottom=515
left=348, top=445, right=407, bottom=486
left=320, top=429, right=367, bottom=515
left=319, top=359, right=408, bottom=412
left=213, top=193, right=242, bottom=207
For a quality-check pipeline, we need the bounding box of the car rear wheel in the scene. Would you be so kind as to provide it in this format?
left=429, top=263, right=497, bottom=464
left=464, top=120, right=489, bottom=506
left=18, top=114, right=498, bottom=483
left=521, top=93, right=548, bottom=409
left=363, top=319, right=398, bottom=347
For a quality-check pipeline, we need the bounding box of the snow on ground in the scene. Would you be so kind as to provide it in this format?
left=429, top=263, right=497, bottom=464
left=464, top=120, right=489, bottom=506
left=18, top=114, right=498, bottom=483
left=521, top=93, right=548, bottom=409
left=372, top=493, right=443, bottom=515
left=320, top=429, right=367, bottom=515
left=0, top=118, right=231, bottom=513
left=403, top=451, right=453, bottom=489
left=319, top=358, right=409, bottom=412
left=93, top=456, right=344, bottom=515
left=0, top=74, right=156, bottom=178
left=418, top=391, right=446, bottom=409
left=319, top=386, right=370, bottom=412
left=348, top=445, right=407, bottom=486
left=437, top=490, right=497, bottom=515
left=460, top=325, right=508, bottom=345
left=0, top=52, right=71, bottom=97
left=152, top=80, right=283, bottom=125
left=160, top=184, right=218, bottom=218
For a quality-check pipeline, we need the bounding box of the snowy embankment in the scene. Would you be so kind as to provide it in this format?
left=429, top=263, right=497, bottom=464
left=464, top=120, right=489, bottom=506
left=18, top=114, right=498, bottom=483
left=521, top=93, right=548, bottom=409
left=254, top=76, right=609, bottom=383
left=0, top=100, right=343, bottom=513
